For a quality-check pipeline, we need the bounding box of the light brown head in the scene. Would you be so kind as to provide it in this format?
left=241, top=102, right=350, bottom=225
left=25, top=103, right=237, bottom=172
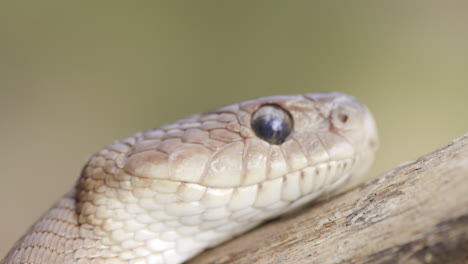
left=77, top=92, right=378, bottom=263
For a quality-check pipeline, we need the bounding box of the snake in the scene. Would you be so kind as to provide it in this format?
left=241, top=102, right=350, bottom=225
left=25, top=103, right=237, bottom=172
left=1, top=92, right=378, bottom=264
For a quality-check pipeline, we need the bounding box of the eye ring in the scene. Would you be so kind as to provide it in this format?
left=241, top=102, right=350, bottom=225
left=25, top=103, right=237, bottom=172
left=251, top=104, right=294, bottom=145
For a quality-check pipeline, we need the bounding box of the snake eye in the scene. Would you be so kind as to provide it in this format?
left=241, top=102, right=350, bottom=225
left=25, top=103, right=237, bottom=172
left=251, top=104, right=293, bottom=145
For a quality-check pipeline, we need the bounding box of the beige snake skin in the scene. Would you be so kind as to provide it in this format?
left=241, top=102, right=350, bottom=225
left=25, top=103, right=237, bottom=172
left=1, top=92, right=378, bottom=264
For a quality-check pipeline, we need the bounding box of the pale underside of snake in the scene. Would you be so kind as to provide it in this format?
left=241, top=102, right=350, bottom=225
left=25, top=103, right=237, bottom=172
left=2, top=92, right=378, bottom=264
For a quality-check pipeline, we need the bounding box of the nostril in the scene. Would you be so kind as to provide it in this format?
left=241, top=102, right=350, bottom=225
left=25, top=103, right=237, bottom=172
left=338, top=113, right=349, bottom=123
left=331, top=105, right=358, bottom=130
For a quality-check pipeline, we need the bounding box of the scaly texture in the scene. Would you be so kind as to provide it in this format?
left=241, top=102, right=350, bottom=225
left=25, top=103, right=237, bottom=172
left=2, top=92, right=378, bottom=264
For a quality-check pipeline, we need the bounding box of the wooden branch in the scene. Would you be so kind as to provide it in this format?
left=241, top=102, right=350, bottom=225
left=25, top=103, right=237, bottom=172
left=189, top=134, right=468, bottom=264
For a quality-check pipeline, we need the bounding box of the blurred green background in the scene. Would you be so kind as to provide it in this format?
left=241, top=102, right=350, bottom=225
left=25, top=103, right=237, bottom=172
left=1, top=1, right=467, bottom=256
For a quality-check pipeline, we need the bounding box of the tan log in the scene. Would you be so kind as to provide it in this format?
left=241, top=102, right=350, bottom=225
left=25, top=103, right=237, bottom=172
left=189, top=134, right=468, bottom=264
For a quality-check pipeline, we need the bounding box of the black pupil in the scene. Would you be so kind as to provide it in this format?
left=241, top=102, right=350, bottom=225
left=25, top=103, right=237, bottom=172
left=251, top=104, right=293, bottom=145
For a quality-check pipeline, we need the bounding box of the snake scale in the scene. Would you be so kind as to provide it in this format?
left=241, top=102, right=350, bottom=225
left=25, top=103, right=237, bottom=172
left=1, top=92, right=378, bottom=264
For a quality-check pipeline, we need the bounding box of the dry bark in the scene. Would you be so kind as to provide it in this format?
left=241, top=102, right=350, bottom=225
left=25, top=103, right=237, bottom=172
left=189, top=134, right=468, bottom=264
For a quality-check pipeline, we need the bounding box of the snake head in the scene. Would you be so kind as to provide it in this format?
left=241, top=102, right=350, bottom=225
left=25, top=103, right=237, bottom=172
left=77, top=92, right=378, bottom=263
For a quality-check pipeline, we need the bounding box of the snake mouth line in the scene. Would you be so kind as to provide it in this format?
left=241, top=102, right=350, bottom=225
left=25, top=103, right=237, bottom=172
left=123, top=153, right=362, bottom=192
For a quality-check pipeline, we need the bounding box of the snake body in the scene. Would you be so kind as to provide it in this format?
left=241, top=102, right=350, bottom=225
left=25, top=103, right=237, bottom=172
left=2, top=92, right=378, bottom=264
